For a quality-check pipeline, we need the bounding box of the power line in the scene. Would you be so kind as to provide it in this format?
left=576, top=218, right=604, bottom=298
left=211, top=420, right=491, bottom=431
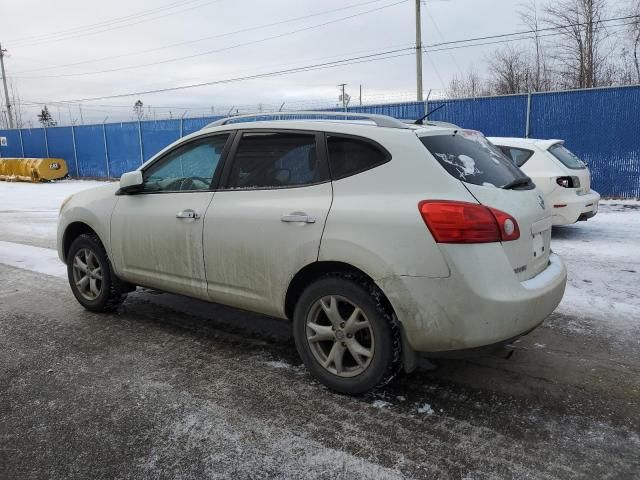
left=12, top=0, right=394, bottom=75
left=422, top=14, right=640, bottom=50
left=9, top=0, right=225, bottom=47
left=34, top=48, right=418, bottom=103
left=11, top=0, right=409, bottom=79
left=424, top=19, right=639, bottom=54
left=19, top=14, right=640, bottom=105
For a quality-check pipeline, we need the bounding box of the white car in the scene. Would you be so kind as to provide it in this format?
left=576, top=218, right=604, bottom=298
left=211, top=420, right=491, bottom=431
left=488, top=137, right=600, bottom=225
left=58, top=112, right=567, bottom=394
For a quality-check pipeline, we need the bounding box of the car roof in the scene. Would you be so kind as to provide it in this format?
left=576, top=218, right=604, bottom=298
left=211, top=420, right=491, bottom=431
left=487, top=136, right=563, bottom=150
left=199, top=119, right=458, bottom=136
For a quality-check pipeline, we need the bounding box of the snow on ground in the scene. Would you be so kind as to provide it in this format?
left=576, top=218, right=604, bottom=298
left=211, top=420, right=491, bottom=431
left=0, top=241, right=65, bottom=278
left=550, top=202, right=640, bottom=341
left=0, top=180, right=112, bottom=249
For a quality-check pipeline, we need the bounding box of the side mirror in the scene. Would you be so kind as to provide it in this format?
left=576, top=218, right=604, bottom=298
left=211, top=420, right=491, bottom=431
left=117, top=171, right=144, bottom=195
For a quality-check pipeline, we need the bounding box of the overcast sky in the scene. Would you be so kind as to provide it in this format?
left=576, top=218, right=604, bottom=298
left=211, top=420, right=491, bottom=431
left=0, top=0, right=623, bottom=125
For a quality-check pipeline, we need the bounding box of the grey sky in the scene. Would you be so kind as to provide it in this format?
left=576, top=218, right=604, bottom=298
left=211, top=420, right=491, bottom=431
left=0, top=0, right=622, bottom=124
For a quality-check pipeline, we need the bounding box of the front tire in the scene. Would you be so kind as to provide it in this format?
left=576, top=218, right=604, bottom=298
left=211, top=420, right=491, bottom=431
left=67, top=234, right=128, bottom=312
left=293, top=275, right=400, bottom=395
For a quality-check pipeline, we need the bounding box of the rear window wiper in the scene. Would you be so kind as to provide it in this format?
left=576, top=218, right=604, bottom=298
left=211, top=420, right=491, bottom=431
left=502, top=177, right=532, bottom=190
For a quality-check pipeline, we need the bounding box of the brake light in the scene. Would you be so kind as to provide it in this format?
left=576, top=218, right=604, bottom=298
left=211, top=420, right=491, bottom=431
left=418, top=200, right=520, bottom=243
left=556, top=176, right=581, bottom=188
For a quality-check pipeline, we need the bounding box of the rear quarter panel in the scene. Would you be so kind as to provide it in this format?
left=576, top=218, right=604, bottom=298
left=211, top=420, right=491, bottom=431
left=320, top=128, right=477, bottom=280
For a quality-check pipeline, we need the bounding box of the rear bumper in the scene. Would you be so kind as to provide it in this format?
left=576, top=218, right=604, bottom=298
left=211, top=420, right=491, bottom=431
left=378, top=250, right=567, bottom=353
left=550, top=189, right=600, bottom=225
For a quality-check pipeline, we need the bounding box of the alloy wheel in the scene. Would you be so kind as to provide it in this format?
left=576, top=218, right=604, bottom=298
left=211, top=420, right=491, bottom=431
left=72, top=248, right=103, bottom=301
left=305, top=295, right=375, bottom=378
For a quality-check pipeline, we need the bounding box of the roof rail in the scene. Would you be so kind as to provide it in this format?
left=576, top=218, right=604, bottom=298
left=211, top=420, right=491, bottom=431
left=203, top=111, right=410, bottom=130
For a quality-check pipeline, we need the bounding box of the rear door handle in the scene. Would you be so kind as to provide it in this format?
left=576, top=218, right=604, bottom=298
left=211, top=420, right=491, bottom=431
left=281, top=212, right=316, bottom=224
left=176, top=209, right=200, bottom=219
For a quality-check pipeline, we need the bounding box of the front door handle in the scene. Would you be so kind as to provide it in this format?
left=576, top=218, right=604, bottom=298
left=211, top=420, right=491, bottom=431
left=176, top=209, right=200, bottom=219
left=281, top=212, right=316, bottom=224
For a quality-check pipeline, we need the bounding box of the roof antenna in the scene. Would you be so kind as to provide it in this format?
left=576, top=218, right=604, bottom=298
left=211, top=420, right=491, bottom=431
left=414, top=103, right=447, bottom=125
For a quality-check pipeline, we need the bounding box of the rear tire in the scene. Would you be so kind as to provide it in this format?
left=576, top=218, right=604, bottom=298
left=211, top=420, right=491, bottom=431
left=67, top=234, right=128, bottom=312
left=293, top=275, right=401, bottom=395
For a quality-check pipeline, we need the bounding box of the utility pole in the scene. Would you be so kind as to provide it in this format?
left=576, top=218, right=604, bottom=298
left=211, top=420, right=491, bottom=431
left=338, top=83, right=347, bottom=112
left=359, top=85, right=362, bottom=106
left=0, top=43, right=15, bottom=129
left=415, top=0, right=424, bottom=102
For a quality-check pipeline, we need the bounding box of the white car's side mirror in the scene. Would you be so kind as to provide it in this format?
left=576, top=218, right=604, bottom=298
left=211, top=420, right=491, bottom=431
left=118, top=171, right=144, bottom=194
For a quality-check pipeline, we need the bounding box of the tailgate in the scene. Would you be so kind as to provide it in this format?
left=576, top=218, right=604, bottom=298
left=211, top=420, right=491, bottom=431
left=464, top=183, right=552, bottom=281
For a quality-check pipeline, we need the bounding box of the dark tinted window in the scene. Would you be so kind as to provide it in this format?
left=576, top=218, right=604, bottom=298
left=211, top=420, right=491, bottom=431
left=548, top=144, right=585, bottom=170
left=143, top=134, right=229, bottom=192
left=326, top=135, right=389, bottom=179
left=226, top=132, right=326, bottom=189
left=498, top=146, right=534, bottom=167
left=420, top=131, right=528, bottom=188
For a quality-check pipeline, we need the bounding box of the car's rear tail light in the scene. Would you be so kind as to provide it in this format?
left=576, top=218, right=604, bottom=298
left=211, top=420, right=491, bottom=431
left=556, top=176, right=581, bottom=188
left=418, top=201, right=520, bottom=244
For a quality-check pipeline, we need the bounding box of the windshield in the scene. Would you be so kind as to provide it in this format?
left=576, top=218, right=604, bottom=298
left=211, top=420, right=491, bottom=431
left=548, top=144, right=586, bottom=170
left=420, top=130, right=530, bottom=188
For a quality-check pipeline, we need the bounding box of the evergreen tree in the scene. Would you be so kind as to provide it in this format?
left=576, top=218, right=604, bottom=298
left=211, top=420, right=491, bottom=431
left=37, top=106, right=57, bottom=127
left=133, top=100, right=144, bottom=121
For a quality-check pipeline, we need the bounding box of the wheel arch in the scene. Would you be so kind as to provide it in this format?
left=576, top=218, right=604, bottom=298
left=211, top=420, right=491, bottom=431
left=284, top=261, right=395, bottom=321
left=62, top=222, right=103, bottom=263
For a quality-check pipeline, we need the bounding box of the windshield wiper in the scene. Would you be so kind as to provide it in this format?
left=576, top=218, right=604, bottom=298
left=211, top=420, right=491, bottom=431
left=502, top=177, right=532, bottom=190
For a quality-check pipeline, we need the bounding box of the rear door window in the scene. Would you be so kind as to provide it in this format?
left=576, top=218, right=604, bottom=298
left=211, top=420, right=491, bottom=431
left=420, top=130, right=528, bottom=188
left=548, top=144, right=586, bottom=169
left=326, top=135, right=390, bottom=179
left=225, top=132, right=328, bottom=189
left=497, top=146, right=534, bottom=167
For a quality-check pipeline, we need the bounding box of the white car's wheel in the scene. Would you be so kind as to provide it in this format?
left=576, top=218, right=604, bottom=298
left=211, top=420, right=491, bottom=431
left=293, top=275, right=401, bottom=395
left=67, top=234, right=128, bottom=312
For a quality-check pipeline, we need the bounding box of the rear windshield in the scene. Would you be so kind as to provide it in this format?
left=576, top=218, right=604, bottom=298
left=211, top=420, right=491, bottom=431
left=420, top=130, right=528, bottom=188
left=548, top=144, right=585, bottom=170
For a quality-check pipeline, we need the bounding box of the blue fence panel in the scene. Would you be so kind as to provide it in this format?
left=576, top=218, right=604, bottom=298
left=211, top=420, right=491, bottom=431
left=428, top=95, right=529, bottom=138
left=21, top=128, right=48, bottom=158
left=0, top=129, right=24, bottom=157
left=1, top=87, right=639, bottom=196
left=46, top=127, right=77, bottom=176
left=74, top=125, right=108, bottom=178
left=182, top=116, right=222, bottom=136
left=531, top=86, right=640, bottom=198
left=346, top=101, right=426, bottom=120
left=106, top=122, right=143, bottom=178
left=141, top=119, right=180, bottom=161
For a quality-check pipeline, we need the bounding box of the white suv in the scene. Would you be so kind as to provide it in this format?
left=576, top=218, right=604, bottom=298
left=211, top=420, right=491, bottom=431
left=489, top=137, right=600, bottom=225
left=58, top=112, right=567, bottom=394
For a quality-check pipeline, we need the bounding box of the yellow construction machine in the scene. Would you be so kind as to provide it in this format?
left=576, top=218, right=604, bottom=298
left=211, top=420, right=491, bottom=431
left=0, top=157, right=69, bottom=182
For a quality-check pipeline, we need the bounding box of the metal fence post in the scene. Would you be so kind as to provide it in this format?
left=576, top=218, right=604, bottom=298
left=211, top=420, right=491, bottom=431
left=44, top=127, right=50, bottom=157
left=71, top=125, right=79, bottom=177
left=180, top=111, right=187, bottom=138
left=525, top=92, right=532, bottom=138
left=138, top=120, right=144, bottom=165
left=18, top=128, right=24, bottom=157
left=102, top=120, right=110, bottom=178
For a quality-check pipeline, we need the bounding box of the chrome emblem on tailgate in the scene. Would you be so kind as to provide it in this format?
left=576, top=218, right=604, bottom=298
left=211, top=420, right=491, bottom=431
left=537, top=195, right=546, bottom=210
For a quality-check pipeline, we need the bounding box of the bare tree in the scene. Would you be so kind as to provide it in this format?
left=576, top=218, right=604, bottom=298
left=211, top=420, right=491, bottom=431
left=488, top=45, right=533, bottom=94
left=519, top=0, right=555, bottom=91
left=446, top=68, right=491, bottom=98
left=628, top=0, right=640, bottom=82
left=543, top=0, right=612, bottom=89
